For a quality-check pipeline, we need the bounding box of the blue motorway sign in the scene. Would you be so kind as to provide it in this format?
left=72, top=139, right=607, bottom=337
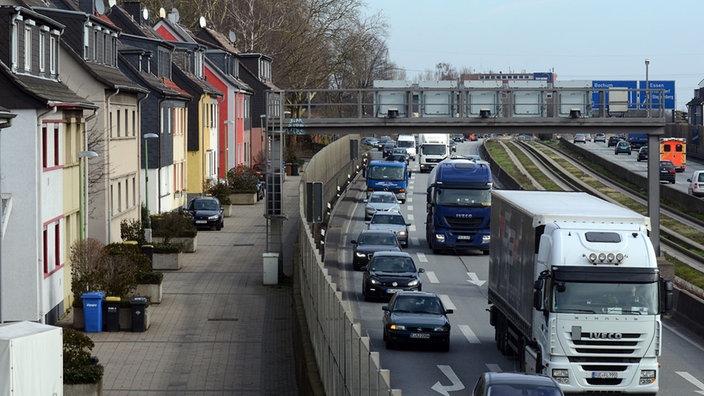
left=638, top=80, right=675, bottom=110
left=591, top=80, right=638, bottom=109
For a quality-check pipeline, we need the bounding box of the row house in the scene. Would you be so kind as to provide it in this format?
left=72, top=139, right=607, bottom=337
left=152, top=11, right=222, bottom=196
left=107, top=2, right=191, bottom=215
left=0, top=5, right=95, bottom=323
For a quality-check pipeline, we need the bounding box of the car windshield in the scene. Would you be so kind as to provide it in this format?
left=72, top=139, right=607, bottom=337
left=358, top=233, right=396, bottom=245
left=370, top=194, right=398, bottom=204
left=368, top=166, right=405, bottom=181
left=435, top=188, right=491, bottom=207
left=193, top=200, right=219, bottom=210
left=552, top=281, right=658, bottom=315
left=698, top=173, right=704, bottom=182
left=487, top=384, right=562, bottom=396
left=371, top=214, right=405, bottom=225
left=392, top=296, right=443, bottom=314
left=370, top=256, right=415, bottom=272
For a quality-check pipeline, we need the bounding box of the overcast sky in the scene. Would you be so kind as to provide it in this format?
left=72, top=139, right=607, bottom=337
left=365, top=0, right=704, bottom=110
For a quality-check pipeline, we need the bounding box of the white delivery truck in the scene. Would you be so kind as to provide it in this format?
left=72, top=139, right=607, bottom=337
left=396, top=134, right=416, bottom=160
left=418, top=133, right=449, bottom=173
left=488, top=191, right=672, bottom=395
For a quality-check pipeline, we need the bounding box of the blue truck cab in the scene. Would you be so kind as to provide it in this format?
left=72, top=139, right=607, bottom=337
left=426, top=158, right=492, bottom=254
left=366, top=160, right=411, bottom=203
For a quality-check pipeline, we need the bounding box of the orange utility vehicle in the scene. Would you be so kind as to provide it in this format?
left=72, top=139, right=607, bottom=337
left=660, top=138, right=686, bottom=172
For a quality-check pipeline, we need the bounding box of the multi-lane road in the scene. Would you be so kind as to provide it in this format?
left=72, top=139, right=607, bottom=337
left=324, top=140, right=704, bottom=395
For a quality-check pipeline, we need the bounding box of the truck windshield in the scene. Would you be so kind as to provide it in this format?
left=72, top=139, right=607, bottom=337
left=421, top=145, right=446, bottom=155
left=396, top=140, right=414, bottom=148
left=436, top=188, right=491, bottom=207
left=553, top=281, right=658, bottom=315
left=368, top=166, right=405, bottom=181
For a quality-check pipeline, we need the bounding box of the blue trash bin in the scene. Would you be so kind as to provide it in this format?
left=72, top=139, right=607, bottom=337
left=81, top=292, right=105, bottom=332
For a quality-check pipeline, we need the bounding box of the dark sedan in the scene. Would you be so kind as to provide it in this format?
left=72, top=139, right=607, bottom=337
left=637, top=146, right=648, bottom=162
left=382, top=291, right=452, bottom=351
left=607, top=135, right=620, bottom=147
left=351, top=230, right=401, bottom=270
left=471, top=372, right=564, bottom=396
left=187, top=197, right=224, bottom=230
left=362, top=252, right=423, bottom=301
left=660, top=160, right=676, bottom=184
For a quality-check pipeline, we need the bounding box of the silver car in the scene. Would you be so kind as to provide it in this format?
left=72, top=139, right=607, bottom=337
left=364, top=191, right=400, bottom=220
left=367, top=211, right=410, bottom=247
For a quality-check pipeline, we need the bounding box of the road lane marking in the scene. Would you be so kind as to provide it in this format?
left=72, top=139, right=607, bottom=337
left=425, top=271, right=439, bottom=283
left=416, top=252, right=428, bottom=262
left=485, top=363, right=502, bottom=372
left=407, top=214, right=414, bottom=221
left=407, top=205, right=413, bottom=212
left=439, top=294, right=455, bottom=311
left=459, top=325, right=481, bottom=344
left=467, top=272, right=486, bottom=287
left=676, top=372, right=704, bottom=394
left=409, top=225, right=416, bottom=232
left=411, top=237, right=420, bottom=246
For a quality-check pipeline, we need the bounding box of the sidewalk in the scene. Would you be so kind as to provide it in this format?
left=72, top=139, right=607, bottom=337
left=61, top=175, right=301, bottom=395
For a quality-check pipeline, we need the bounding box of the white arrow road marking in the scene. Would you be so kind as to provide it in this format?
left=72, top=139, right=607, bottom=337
left=467, top=272, right=486, bottom=287
left=416, top=252, right=428, bottom=263
left=485, top=363, right=502, bottom=372
left=459, top=325, right=480, bottom=344
left=439, top=294, right=456, bottom=311
left=425, top=271, right=439, bottom=283
left=431, top=365, right=465, bottom=396
left=677, top=371, right=704, bottom=395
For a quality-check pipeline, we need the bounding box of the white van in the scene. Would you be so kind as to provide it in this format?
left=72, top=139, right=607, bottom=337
left=396, top=134, right=416, bottom=160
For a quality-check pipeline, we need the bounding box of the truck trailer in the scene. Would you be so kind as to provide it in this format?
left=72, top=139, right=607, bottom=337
left=426, top=158, right=492, bottom=254
left=488, top=190, right=672, bottom=395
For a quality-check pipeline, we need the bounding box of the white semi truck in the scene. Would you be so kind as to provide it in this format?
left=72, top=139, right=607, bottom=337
left=488, top=190, right=672, bottom=395
left=418, top=133, right=450, bottom=173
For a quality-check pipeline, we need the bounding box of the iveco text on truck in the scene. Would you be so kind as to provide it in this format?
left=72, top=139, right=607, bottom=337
left=418, top=133, right=450, bottom=173
left=488, top=190, right=672, bottom=394
left=426, top=158, right=492, bottom=254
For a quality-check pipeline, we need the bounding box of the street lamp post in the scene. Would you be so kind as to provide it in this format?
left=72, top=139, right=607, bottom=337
left=77, top=151, right=98, bottom=240
left=143, top=133, right=159, bottom=237
left=645, top=58, right=650, bottom=116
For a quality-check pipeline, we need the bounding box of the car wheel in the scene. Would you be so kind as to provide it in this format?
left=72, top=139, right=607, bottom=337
left=217, top=221, right=223, bottom=231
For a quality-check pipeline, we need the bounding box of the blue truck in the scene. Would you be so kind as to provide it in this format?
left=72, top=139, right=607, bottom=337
left=627, top=133, right=648, bottom=149
left=365, top=160, right=411, bottom=203
left=426, top=158, right=492, bottom=254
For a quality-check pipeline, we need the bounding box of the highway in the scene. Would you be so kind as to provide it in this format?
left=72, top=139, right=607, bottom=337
left=323, top=140, right=704, bottom=395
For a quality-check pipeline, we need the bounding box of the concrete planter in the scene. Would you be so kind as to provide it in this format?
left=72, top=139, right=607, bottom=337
left=152, top=252, right=182, bottom=270
left=223, top=204, right=234, bottom=217
left=230, top=192, right=257, bottom=205
left=132, top=283, right=162, bottom=304
left=64, top=379, right=103, bottom=396
left=152, top=235, right=197, bottom=253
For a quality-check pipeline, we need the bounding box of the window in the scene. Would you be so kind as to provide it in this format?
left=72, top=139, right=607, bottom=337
left=42, top=126, right=47, bottom=168
left=50, top=34, right=57, bottom=74
left=54, top=127, right=60, bottom=166
left=132, top=110, right=136, bottom=136
left=43, top=221, right=61, bottom=275
left=132, top=177, right=136, bottom=208
left=116, top=109, right=121, bottom=137
left=11, top=20, right=18, bottom=70
left=124, top=109, right=129, bottom=137
left=83, top=25, right=89, bottom=58
left=109, top=111, right=113, bottom=138
left=117, top=181, right=122, bottom=212
left=93, top=29, right=98, bottom=61
left=24, top=26, right=32, bottom=71
left=39, top=30, right=46, bottom=72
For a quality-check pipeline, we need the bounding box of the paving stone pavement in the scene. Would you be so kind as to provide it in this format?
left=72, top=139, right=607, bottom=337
left=61, top=175, right=301, bottom=395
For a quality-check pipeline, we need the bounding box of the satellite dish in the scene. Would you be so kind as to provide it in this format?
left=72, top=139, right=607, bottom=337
left=108, top=0, right=116, bottom=7
left=142, top=7, right=149, bottom=21
left=198, top=16, right=206, bottom=28
left=94, top=0, right=105, bottom=15
left=159, top=7, right=166, bottom=18
left=171, top=8, right=180, bottom=23
left=228, top=30, right=237, bottom=43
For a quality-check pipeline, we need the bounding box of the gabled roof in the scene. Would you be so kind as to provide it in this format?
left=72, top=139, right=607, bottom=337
left=153, top=13, right=198, bottom=44
left=106, top=3, right=162, bottom=40
left=0, top=62, right=95, bottom=110
left=203, top=57, right=252, bottom=94
left=173, top=63, right=222, bottom=98
left=193, top=27, right=240, bottom=53
left=117, top=53, right=190, bottom=101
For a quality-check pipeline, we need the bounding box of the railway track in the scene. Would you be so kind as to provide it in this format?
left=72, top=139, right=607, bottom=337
left=507, top=139, right=704, bottom=274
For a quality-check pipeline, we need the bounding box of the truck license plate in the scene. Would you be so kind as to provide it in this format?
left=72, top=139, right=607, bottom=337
left=410, top=333, right=430, bottom=339
left=457, top=235, right=472, bottom=240
left=591, top=371, right=618, bottom=379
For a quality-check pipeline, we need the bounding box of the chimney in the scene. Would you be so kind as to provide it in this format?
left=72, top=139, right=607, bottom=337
left=123, top=0, right=142, bottom=23
left=79, top=0, right=94, bottom=14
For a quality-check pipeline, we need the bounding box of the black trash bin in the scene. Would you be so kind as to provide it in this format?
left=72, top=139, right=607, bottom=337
left=104, top=296, right=121, bottom=331
left=130, top=297, right=148, bottom=332
left=141, top=244, right=153, bottom=263
left=290, top=163, right=299, bottom=176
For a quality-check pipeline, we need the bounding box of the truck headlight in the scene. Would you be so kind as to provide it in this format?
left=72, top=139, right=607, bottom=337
left=435, top=234, right=445, bottom=242
left=552, top=369, right=569, bottom=384
left=639, top=370, right=656, bottom=385
left=482, top=235, right=490, bottom=243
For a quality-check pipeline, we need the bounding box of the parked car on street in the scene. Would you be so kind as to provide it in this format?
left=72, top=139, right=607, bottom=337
left=351, top=230, right=401, bottom=270
left=382, top=291, right=452, bottom=351
left=614, top=140, right=632, bottom=155
left=688, top=170, right=704, bottom=196
left=471, top=372, right=565, bottom=396
left=637, top=146, right=648, bottom=162
left=187, top=197, right=224, bottom=230
left=364, top=191, right=401, bottom=220
left=361, top=251, right=423, bottom=301
left=367, top=211, right=409, bottom=247
left=659, top=160, right=676, bottom=184
left=594, top=133, right=606, bottom=143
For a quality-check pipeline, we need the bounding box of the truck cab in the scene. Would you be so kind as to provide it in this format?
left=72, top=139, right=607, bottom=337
left=366, top=160, right=411, bottom=203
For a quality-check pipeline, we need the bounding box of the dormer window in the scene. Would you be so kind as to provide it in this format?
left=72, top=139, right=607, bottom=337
left=39, top=30, right=45, bottom=73
left=50, top=32, right=58, bottom=75
left=24, top=25, right=32, bottom=72
left=194, top=51, right=203, bottom=78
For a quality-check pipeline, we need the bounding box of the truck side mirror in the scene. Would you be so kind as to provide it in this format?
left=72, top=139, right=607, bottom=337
left=533, top=279, right=544, bottom=311
left=661, top=279, right=674, bottom=312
